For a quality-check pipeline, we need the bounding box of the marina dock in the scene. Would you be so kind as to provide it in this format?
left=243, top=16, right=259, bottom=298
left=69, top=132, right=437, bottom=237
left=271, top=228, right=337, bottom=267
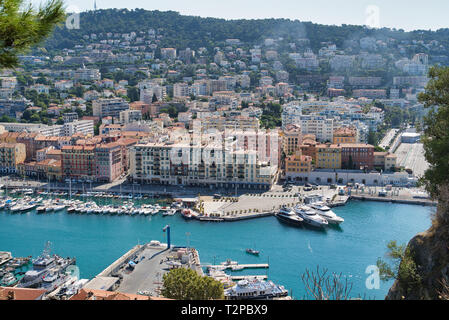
left=0, top=252, right=12, bottom=266
left=350, top=195, right=437, bottom=206
left=230, top=275, right=268, bottom=281
left=205, top=263, right=269, bottom=270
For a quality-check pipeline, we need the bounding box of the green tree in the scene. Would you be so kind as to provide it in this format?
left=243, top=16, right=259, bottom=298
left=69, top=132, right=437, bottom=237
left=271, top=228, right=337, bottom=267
left=418, top=66, right=449, bottom=199
left=377, top=241, right=422, bottom=292
left=161, top=268, right=224, bottom=300
left=126, top=86, right=139, bottom=102
left=0, top=0, right=65, bottom=68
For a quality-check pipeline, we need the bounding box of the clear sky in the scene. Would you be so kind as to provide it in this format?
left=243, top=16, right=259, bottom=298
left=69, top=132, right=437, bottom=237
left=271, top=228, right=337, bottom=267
left=33, top=0, right=449, bottom=31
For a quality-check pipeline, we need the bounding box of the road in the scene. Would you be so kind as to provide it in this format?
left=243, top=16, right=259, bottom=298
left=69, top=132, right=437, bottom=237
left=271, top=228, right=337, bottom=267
left=394, top=143, right=429, bottom=177
left=379, top=129, right=399, bottom=150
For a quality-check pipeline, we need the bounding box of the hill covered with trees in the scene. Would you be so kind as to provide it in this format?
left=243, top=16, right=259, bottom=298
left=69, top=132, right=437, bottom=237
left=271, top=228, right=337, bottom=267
left=44, top=8, right=449, bottom=55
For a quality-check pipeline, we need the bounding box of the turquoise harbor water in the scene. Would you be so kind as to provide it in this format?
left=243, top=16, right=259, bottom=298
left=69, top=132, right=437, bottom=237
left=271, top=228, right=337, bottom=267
left=0, top=200, right=432, bottom=300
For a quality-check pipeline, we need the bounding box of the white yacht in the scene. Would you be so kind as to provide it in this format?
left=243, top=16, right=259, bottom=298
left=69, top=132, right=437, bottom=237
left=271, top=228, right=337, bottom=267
left=163, top=208, right=176, bottom=216
left=225, top=278, right=289, bottom=300
left=41, top=270, right=69, bottom=293
left=294, top=205, right=328, bottom=228
left=309, top=202, right=344, bottom=225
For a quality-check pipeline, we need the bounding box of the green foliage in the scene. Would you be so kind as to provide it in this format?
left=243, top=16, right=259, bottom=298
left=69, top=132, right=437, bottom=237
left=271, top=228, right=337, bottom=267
left=260, top=102, right=282, bottom=129
left=126, top=86, right=139, bottom=102
left=0, top=0, right=65, bottom=68
left=418, top=66, right=449, bottom=199
left=161, top=268, right=224, bottom=300
left=377, top=241, right=406, bottom=281
left=0, top=114, right=17, bottom=122
left=94, top=120, right=102, bottom=135
left=383, top=105, right=417, bottom=128
left=159, top=104, right=188, bottom=119
left=377, top=241, right=422, bottom=290
left=68, top=85, right=85, bottom=98
left=43, top=8, right=449, bottom=56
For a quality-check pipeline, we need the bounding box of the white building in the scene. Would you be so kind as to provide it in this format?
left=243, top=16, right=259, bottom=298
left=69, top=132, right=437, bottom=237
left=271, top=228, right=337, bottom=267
left=63, top=120, right=94, bottom=136
left=173, top=83, right=190, bottom=98
left=74, top=68, right=101, bottom=82
left=299, top=116, right=334, bottom=143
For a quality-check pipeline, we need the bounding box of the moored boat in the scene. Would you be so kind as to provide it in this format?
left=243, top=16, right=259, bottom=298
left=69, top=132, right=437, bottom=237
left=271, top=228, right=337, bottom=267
left=275, top=206, right=304, bottom=227
left=309, top=202, right=344, bottom=225
left=294, top=205, right=328, bottom=229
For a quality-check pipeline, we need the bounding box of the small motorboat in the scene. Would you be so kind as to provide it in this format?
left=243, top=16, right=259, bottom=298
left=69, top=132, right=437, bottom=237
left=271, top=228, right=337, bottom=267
left=246, top=249, right=260, bottom=256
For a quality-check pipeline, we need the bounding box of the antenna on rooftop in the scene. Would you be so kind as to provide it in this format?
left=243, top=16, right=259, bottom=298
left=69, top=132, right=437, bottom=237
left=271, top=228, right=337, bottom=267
left=94, top=0, right=97, bottom=11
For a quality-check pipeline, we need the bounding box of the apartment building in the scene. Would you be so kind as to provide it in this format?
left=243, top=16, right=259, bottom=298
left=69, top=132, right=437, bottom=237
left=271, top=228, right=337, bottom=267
left=316, top=144, right=341, bottom=170
left=374, top=152, right=397, bottom=172
left=63, top=120, right=94, bottom=137
left=210, top=80, right=228, bottom=93
left=130, top=141, right=278, bottom=189
left=282, top=124, right=302, bottom=155
left=333, top=127, right=358, bottom=144
left=393, top=76, right=429, bottom=88
left=340, top=144, right=375, bottom=170
left=299, top=116, right=334, bottom=143
left=129, top=101, right=154, bottom=118
left=61, top=145, right=96, bottom=181
left=285, top=151, right=313, bottom=181
left=173, top=83, right=190, bottom=98
left=95, top=142, right=124, bottom=183
left=0, top=143, right=26, bottom=173
left=328, top=76, right=345, bottom=89
left=353, top=89, right=387, bottom=99
left=161, top=48, right=177, bottom=60
left=119, top=110, right=142, bottom=124
left=191, top=116, right=260, bottom=132
left=299, top=135, right=318, bottom=161
left=63, top=112, right=79, bottom=123
left=348, top=77, right=382, bottom=88
left=74, top=68, right=101, bottom=82
left=18, top=158, right=62, bottom=182
left=92, top=98, right=130, bottom=118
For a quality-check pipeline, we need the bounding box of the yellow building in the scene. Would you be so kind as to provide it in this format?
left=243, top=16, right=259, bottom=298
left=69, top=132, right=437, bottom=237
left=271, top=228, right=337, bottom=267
left=374, top=152, right=397, bottom=172
left=316, top=144, right=341, bottom=169
left=285, top=151, right=312, bottom=175
left=333, top=127, right=357, bottom=144
left=0, top=143, right=26, bottom=173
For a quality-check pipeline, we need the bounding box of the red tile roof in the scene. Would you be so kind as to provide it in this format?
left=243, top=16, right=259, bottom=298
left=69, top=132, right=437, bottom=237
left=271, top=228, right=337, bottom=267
left=0, top=287, right=46, bottom=300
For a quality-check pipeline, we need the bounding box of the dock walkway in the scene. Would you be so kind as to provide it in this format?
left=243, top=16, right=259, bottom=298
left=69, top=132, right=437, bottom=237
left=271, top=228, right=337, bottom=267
left=230, top=275, right=268, bottom=281
left=204, top=263, right=269, bottom=270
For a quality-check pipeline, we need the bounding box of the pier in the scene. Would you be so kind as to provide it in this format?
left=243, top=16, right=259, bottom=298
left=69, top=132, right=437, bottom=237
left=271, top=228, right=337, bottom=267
left=204, top=263, right=269, bottom=270
left=350, top=195, right=437, bottom=206
left=230, top=275, right=268, bottom=281
left=0, top=252, right=12, bottom=266
left=85, top=242, right=204, bottom=297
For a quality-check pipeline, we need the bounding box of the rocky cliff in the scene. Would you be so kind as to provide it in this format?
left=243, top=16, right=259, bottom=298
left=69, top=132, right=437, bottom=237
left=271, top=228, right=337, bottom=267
left=386, top=197, right=449, bottom=300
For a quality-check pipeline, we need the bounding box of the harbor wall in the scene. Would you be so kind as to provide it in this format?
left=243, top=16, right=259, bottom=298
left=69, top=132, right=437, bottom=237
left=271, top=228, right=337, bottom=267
left=97, top=245, right=145, bottom=277
left=350, top=195, right=437, bottom=206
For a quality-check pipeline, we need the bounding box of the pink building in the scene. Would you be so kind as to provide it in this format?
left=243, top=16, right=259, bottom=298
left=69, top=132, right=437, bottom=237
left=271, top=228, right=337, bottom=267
left=95, top=142, right=123, bottom=183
